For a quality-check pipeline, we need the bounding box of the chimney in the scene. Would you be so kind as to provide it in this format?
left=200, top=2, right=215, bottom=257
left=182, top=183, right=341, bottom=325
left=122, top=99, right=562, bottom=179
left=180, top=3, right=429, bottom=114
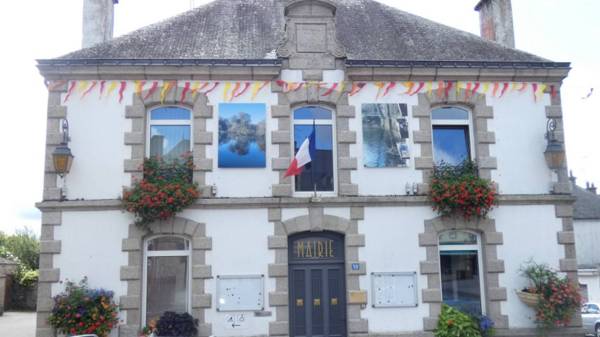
left=82, top=0, right=116, bottom=48
left=586, top=182, right=598, bottom=195
left=475, top=0, right=515, bottom=48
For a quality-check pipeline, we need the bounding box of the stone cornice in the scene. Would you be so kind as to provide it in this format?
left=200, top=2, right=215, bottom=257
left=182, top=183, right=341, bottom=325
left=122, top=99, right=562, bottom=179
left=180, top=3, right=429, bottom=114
left=36, top=194, right=575, bottom=212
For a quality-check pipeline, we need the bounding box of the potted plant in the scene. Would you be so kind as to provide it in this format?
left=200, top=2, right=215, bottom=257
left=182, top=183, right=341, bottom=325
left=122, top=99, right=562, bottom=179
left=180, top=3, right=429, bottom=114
left=434, top=304, right=482, bottom=337
left=123, top=154, right=200, bottom=229
left=429, top=161, right=496, bottom=220
left=155, top=312, right=198, bottom=337
left=518, top=260, right=582, bottom=328
left=48, top=277, right=119, bottom=337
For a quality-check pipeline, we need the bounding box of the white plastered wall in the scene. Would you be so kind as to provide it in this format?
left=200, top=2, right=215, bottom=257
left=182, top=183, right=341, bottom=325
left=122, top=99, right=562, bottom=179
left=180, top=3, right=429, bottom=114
left=348, top=87, right=422, bottom=196
left=495, top=205, right=564, bottom=328
left=359, top=206, right=431, bottom=332
left=204, top=85, right=279, bottom=198
left=181, top=209, right=275, bottom=337
left=574, top=219, right=600, bottom=265
left=62, top=86, right=132, bottom=200
left=487, top=91, right=553, bottom=195
left=53, top=211, right=130, bottom=337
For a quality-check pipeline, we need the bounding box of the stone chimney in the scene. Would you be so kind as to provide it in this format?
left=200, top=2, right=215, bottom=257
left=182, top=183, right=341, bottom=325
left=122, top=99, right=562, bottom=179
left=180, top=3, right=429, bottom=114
left=82, top=0, right=116, bottom=48
left=586, top=182, right=598, bottom=195
left=475, top=0, right=515, bottom=48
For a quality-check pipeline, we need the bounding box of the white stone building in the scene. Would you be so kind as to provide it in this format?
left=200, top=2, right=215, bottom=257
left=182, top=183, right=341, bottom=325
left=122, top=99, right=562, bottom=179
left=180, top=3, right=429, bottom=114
left=35, top=0, right=581, bottom=336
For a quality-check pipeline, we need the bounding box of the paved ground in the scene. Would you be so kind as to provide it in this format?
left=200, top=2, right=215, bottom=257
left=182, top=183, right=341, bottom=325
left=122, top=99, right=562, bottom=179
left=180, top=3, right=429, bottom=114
left=0, top=311, right=36, bottom=337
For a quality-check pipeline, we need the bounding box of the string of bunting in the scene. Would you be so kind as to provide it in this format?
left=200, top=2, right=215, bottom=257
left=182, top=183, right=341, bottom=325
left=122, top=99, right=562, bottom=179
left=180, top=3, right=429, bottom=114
left=51, top=80, right=558, bottom=104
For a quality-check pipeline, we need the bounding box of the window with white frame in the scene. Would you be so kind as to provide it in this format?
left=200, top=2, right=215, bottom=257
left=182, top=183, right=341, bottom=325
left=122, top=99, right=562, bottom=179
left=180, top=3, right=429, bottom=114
left=431, top=107, right=474, bottom=166
left=438, top=230, right=485, bottom=315
left=148, top=106, right=192, bottom=160
left=143, top=235, right=191, bottom=325
left=293, top=106, right=335, bottom=192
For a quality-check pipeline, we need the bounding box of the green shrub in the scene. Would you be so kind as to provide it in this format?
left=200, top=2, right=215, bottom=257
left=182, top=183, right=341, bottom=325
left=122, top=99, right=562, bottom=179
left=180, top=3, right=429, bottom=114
left=434, top=304, right=481, bottom=337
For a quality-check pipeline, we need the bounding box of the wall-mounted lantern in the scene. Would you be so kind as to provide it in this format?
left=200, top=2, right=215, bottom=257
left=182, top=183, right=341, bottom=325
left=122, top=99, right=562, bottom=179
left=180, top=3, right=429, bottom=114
left=52, top=119, right=74, bottom=177
left=544, top=118, right=565, bottom=171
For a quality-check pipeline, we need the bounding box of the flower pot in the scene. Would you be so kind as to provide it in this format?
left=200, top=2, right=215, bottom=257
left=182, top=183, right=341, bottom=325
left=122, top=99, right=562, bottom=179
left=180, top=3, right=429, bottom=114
left=516, top=290, right=540, bottom=307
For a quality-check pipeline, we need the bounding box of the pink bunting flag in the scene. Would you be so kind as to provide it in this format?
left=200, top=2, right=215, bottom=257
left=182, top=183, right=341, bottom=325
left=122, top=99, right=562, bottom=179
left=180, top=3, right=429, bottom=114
left=204, top=82, right=220, bottom=95
left=322, top=83, right=338, bottom=97
left=410, top=82, right=425, bottom=96
left=180, top=81, right=191, bottom=103
left=144, top=81, right=159, bottom=100
left=383, top=82, right=396, bottom=97
left=118, top=81, right=127, bottom=103
left=64, top=81, right=77, bottom=103
left=81, top=81, right=97, bottom=99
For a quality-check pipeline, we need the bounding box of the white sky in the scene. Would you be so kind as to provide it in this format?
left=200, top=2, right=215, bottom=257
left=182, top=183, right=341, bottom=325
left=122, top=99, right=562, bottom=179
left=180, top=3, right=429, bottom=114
left=0, top=0, right=598, bottom=235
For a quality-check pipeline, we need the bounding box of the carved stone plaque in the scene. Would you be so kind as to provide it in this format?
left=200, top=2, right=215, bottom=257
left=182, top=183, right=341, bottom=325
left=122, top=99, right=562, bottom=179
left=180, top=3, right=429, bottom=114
left=296, top=23, right=327, bottom=52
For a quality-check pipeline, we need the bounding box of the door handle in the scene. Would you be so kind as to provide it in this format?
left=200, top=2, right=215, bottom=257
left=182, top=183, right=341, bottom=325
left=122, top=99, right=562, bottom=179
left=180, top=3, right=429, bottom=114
left=313, top=298, right=321, bottom=306
left=296, top=298, right=304, bottom=307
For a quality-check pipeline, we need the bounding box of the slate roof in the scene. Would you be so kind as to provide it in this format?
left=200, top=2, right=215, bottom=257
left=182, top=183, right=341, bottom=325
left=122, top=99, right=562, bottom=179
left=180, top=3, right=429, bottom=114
left=58, top=0, right=550, bottom=63
left=573, top=184, right=600, bottom=220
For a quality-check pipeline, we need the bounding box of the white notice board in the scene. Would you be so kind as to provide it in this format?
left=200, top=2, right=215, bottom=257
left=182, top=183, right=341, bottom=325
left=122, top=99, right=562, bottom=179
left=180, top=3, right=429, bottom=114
left=371, top=272, right=418, bottom=307
left=216, top=275, right=264, bottom=312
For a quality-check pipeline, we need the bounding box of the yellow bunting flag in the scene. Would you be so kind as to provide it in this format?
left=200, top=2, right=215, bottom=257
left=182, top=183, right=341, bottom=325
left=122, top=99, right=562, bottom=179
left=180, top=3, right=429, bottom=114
left=81, top=81, right=97, bottom=99
left=106, top=81, right=119, bottom=98
left=190, top=82, right=202, bottom=98
left=374, top=82, right=385, bottom=99
left=222, top=82, right=232, bottom=101
left=533, top=83, right=547, bottom=102
left=426, top=81, right=433, bottom=97
left=337, top=81, right=346, bottom=94
left=511, top=82, right=518, bottom=92
left=482, top=82, right=490, bottom=94
left=456, top=81, right=463, bottom=98
left=160, top=81, right=174, bottom=104
left=251, top=81, right=270, bottom=101
left=77, top=80, right=89, bottom=94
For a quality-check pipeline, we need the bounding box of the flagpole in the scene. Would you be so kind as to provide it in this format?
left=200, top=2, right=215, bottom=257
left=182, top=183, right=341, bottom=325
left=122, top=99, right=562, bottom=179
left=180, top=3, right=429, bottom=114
left=312, top=119, right=316, bottom=198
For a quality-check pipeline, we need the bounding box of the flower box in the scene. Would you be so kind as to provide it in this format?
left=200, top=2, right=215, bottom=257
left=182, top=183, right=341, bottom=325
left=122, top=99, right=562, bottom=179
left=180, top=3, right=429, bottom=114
left=516, top=290, right=540, bottom=308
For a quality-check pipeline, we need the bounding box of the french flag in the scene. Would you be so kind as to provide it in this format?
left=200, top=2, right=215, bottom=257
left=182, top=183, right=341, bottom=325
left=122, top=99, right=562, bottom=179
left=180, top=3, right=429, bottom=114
left=284, top=130, right=316, bottom=178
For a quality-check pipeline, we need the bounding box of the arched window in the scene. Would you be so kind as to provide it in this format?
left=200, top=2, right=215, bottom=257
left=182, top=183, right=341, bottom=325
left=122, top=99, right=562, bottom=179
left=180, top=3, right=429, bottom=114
left=293, top=106, right=335, bottom=192
left=142, top=235, right=191, bottom=325
left=147, top=106, right=192, bottom=160
left=438, top=230, right=485, bottom=315
left=431, top=107, right=474, bottom=166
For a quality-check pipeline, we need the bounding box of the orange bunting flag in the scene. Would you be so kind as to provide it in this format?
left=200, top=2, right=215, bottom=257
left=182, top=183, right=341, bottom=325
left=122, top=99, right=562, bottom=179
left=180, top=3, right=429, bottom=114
left=499, top=82, right=509, bottom=97
left=518, top=82, right=528, bottom=92
left=99, top=80, right=107, bottom=98
left=204, top=82, right=219, bottom=95
left=229, top=82, right=241, bottom=101
left=322, top=83, right=338, bottom=97
left=349, top=82, right=366, bottom=96
left=383, top=82, right=396, bottom=97
left=118, top=81, right=127, bottom=103
left=81, top=81, right=97, bottom=99
left=471, top=82, right=481, bottom=97
left=64, top=81, right=77, bottom=103
left=374, top=82, right=385, bottom=99
left=444, top=81, right=453, bottom=99
left=233, top=82, right=251, bottom=98
left=464, top=82, right=473, bottom=100
left=482, top=82, right=490, bottom=94
left=144, top=81, right=159, bottom=100
left=411, top=82, right=425, bottom=96
left=492, top=82, right=500, bottom=97
left=180, top=82, right=191, bottom=103
left=403, top=81, right=415, bottom=95
left=134, top=80, right=146, bottom=97
left=160, top=81, right=174, bottom=104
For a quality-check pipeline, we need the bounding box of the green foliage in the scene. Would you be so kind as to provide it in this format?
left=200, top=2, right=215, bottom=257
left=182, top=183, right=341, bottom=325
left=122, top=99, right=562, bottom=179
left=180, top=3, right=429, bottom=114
left=123, top=155, right=200, bottom=228
left=48, top=278, right=119, bottom=337
left=429, top=161, right=496, bottom=219
left=0, top=227, right=40, bottom=287
left=434, top=304, right=481, bottom=337
left=519, top=261, right=582, bottom=328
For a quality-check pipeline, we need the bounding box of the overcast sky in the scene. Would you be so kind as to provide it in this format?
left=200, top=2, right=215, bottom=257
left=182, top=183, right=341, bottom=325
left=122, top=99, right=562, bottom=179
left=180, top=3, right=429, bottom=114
left=0, top=0, right=598, bottom=235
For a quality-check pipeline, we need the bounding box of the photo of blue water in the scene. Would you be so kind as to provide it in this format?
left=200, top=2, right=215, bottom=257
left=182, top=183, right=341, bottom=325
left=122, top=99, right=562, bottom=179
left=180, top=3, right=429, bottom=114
left=218, top=103, right=267, bottom=168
